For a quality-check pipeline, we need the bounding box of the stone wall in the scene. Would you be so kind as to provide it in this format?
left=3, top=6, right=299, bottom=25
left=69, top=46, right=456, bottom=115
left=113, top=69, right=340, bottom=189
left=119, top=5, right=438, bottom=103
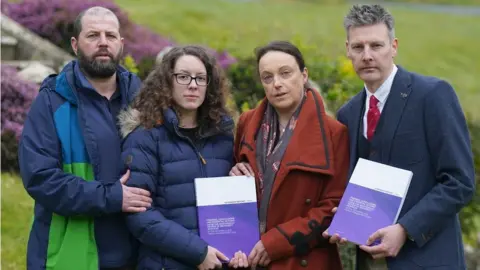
left=1, top=12, right=73, bottom=71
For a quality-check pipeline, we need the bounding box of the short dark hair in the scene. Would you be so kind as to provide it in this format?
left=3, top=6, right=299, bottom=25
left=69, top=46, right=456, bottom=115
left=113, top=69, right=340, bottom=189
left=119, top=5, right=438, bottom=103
left=254, top=40, right=306, bottom=73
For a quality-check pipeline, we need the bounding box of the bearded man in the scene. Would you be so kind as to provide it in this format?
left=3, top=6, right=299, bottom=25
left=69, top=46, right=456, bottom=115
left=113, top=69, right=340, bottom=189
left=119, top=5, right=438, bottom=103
left=18, top=6, right=152, bottom=270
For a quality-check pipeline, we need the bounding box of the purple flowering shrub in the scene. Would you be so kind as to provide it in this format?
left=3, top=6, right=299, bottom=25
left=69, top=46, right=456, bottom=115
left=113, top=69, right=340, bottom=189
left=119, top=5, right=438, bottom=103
left=1, top=65, right=39, bottom=171
left=1, top=0, right=236, bottom=69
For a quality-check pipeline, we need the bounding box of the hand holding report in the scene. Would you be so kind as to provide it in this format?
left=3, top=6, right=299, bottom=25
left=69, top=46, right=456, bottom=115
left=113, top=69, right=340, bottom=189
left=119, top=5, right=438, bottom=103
left=194, top=175, right=259, bottom=260
left=327, top=158, right=412, bottom=246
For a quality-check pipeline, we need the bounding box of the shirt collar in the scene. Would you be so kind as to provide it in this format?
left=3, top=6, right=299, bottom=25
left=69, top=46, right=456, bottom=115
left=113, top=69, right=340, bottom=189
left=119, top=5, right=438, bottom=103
left=364, top=64, right=398, bottom=105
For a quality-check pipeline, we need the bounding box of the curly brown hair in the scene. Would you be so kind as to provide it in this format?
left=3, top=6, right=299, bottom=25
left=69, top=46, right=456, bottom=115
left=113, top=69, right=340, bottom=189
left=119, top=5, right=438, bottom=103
left=132, top=45, right=232, bottom=130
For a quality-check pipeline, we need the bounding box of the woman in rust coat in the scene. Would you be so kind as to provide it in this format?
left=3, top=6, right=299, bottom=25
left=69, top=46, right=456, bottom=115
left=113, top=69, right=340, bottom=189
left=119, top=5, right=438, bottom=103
left=229, top=41, right=350, bottom=270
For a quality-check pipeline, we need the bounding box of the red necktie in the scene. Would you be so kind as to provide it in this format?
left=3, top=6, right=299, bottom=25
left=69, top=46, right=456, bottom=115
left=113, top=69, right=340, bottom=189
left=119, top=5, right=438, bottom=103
left=367, top=95, right=380, bottom=140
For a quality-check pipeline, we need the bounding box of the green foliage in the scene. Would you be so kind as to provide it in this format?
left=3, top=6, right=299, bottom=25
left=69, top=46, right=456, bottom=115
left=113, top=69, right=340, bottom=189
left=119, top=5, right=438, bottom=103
left=339, top=243, right=356, bottom=270
left=460, top=116, right=480, bottom=247
left=1, top=131, right=19, bottom=172
left=121, top=54, right=139, bottom=75
left=136, top=57, right=157, bottom=81
left=115, top=0, right=480, bottom=118
left=227, top=57, right=264, bottom=112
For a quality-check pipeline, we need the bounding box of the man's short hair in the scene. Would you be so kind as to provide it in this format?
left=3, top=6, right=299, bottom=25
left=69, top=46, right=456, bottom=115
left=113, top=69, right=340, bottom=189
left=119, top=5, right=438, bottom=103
left=72, top=7, right=120, bottom=38
left=343, top=4, right=395, bottom=40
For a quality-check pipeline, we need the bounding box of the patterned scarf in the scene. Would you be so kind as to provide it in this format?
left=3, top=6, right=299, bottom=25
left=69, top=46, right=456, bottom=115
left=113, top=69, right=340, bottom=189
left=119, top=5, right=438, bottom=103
left=255, top=92, right=306, bottom=233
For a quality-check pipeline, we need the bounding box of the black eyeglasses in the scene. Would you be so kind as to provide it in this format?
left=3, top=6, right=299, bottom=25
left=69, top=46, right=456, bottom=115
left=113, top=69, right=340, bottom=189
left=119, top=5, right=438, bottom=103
left=173, top=73, right=209, bottom=86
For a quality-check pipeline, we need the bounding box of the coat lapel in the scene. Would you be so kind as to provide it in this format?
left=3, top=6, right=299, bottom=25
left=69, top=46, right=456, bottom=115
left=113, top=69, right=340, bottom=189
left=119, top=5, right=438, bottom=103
left=378, top=66, right=413, bottom=163
left=346, top=91, right=366, bottom=177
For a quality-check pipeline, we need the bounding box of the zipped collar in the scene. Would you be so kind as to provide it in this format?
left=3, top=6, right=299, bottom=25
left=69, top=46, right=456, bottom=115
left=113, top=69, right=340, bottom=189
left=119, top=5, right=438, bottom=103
left=163, top=107, right=234, bottom=139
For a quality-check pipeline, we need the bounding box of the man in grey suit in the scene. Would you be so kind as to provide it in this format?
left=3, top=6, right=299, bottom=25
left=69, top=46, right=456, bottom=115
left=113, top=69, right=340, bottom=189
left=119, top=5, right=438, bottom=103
left=323, top=4, right=476, bottom=270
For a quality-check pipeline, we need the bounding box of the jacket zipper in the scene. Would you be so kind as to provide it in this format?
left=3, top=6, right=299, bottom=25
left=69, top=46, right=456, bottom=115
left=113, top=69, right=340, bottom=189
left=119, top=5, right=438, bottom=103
left=172, top=119, right=233, bottom=177
left=173, top=125, right=207, bottom=177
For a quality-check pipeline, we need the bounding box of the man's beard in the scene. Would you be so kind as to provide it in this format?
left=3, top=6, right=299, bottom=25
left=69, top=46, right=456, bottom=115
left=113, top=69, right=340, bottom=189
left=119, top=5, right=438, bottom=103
left=77, top=47, right=122, bottom=79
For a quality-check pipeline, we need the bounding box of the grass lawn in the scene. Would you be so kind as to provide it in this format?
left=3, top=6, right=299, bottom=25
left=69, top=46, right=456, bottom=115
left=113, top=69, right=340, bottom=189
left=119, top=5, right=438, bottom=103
left=115, top=0, right=480, bottom=119
left=1, top=173, right=33, bottom=270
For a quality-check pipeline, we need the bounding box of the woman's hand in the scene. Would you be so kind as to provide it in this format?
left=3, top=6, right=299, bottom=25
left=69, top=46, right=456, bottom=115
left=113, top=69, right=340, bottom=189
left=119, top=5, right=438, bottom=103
left=229, top=162, right=254, bottom=177
left=197, top=246, right=228, bottom=270
left=248, top=240, right=271, bottom=268
left=228, top=250, right=249, bottom=268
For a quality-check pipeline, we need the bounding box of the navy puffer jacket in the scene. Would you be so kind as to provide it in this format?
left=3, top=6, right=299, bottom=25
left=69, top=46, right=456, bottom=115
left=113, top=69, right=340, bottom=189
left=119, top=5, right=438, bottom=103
left=119, top=107, right=234, bottom=269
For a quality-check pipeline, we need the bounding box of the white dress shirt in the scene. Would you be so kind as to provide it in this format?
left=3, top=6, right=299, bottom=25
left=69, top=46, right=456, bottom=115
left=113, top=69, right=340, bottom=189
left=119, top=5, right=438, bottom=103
left=363, top=64, right=398, bottom=138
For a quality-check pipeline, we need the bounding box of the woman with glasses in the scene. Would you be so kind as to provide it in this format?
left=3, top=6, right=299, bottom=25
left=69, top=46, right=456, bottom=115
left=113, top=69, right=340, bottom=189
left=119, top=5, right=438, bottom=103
left=229, top=41, right=350, bottom=270
left=118, top=45, right=235, bottom=270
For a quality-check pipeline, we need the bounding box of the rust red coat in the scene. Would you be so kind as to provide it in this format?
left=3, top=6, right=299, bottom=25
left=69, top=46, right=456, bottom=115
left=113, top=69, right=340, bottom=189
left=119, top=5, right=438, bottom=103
left=234, top=89, right=350, bottom=270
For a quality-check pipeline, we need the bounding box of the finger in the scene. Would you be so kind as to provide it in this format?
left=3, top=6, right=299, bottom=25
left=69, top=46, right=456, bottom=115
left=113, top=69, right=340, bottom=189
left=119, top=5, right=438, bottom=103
left=239, top=253, right=248, bottom=268
left=329, top=234, right=341, bottom=244
left=339, top=237, right=348, bottom=245
left=322, top=229, right=329, bottom=238
left=230, top=167, right=242, bottom=176
left=123, top=206, right=147, bottom=213
left=360, top=244, right=385, bottom=255
left=250, top=251, right=261, bottom=268
left=258, top=252, right=269, bottom=266
left=229, top=167, right=240, bottom=176
left=367, top=229, right=383, bottom=245
left=332, top=207, right=338, bottom=214
left=243, top=252, right=249, bottom=262
left=215, top=250, right=229, bottom=262
left=228, top=257, right=237, bottom=268
left=247, top=249, right=257, bottom=265
left=238, top=163, right=252, bottom=176
left=130, top=193, right=153, bottom=204
left=127, top=200, right=151, bottom=208
left=244, top=163, right=254, bottom=175
left=128, top=187, right=152, bottom=197
left=120, top=169, right=130, bottom=184
left=214, top=257, right=222, bottom=268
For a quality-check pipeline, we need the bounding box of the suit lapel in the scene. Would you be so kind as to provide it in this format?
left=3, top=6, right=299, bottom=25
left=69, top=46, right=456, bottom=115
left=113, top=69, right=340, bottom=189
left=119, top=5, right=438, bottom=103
left=378, top=66, right=413, bottom=163
left=347, top=91, right=366, bottom=177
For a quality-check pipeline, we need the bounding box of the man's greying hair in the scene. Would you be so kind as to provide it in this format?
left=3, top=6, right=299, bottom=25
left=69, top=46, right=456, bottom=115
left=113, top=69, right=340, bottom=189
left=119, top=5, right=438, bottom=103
left=344, top=4, right=395, bottom=41
left=73, top=7, right=120, bottom=38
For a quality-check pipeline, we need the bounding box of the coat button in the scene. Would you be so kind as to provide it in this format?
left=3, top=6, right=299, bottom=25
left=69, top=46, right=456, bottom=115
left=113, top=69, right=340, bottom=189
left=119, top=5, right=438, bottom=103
left=300, top=259, right=308, bottom=267
left=305, top=198, right=311, bottom=205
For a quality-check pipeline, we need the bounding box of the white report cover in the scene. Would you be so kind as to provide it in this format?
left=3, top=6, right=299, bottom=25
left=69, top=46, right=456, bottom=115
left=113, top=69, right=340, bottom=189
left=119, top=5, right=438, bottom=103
left=328, top=158, right=413, bottom=245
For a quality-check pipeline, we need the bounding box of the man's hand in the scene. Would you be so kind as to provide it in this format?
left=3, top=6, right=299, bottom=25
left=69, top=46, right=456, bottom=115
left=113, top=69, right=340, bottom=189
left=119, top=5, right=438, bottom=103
left=322, top=207, right=348, bottom=245
left=228, top=250, right=248, bottom=269
left=229, top=162, right=254, bottom=177
left=120, top=170, right=152, bottom=213
left=359, top=224, right=407, bottom=259
left=198, top=246, right=228, bottom=270
left=248, top=240, right=271, bottom=268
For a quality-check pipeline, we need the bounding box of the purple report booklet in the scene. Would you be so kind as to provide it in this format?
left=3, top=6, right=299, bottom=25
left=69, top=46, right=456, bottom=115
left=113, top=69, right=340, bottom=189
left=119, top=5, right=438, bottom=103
left=328, top=158, right=412, bottom=246
left=194, top=175, right=259, bottom=259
